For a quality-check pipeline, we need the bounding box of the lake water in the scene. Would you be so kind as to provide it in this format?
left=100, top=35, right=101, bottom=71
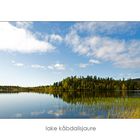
left=0, top=91, right=140, bottom=118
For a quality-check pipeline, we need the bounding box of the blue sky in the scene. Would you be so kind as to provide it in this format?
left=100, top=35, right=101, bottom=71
left=0, top=21, right=140, bottom=86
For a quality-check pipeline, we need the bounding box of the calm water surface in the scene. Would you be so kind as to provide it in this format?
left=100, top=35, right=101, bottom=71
left=0, top=91, right=140, bottom=118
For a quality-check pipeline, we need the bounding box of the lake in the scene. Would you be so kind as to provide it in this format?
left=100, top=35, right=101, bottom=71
left=0, top=91, right=140, bottom=118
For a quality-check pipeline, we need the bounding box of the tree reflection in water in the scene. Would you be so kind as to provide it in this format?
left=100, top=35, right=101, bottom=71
left=50, top=90, right=140, bottom=118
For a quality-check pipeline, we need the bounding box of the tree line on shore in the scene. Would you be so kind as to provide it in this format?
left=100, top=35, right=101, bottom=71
left=1, top=75, right=140, bottom=93
left=37, top=76, right=140, bottom=92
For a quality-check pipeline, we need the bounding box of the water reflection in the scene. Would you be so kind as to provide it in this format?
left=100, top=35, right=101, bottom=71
left=51, top=90, right=140, bottom=105
left=0, top=91, right=139, bottom=118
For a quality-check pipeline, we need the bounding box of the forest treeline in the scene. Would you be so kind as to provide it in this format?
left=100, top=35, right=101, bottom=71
left=37, top=76, right=140, bottom=92
left=0, top=76, right=140, bottom=93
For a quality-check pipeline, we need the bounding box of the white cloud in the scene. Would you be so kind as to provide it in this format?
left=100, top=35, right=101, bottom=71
left=79, top=63, right=88, bottom=68
left=0, top=22, right=55, bottom=53
left=12, top=60, right=46, bottom=69
left=31, top=64, right=46, bottom=69
left=15, top=21, right=33, bottom=29
left=54, top=63, right=65, bottom=70
left=49, top=34, right=63, bottom=42
left=72, top=22, right=139, bottom=35
left=79, top=59, right=100, bottom=69
left=12, top=60, right=24, bottom=67
left=89, top=59, right=100, bottom=64
left=65, top=30, right=87, bottom=55
left=47, top=65, right=54, bottom=70
left=48, top=63, right=65, bottom=70
left=45, top=34, right=63, bottom=43
left=14, top=63, right=24, bottom=67
left=65, top=23, right=140, bottom=69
